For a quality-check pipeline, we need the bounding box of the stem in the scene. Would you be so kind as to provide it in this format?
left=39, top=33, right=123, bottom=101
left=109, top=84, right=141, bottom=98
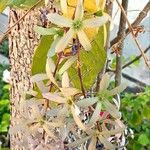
left=122, top=45, right=150, bottom=69
left=122, top=73, right=147, bottom=87
left=77, top=41, right=86, bottom=98
left=115, top=0, right=128, bottom=87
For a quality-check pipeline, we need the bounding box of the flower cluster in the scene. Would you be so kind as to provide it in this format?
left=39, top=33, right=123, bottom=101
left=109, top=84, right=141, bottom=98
left=12, top=0, right=126, bottom=149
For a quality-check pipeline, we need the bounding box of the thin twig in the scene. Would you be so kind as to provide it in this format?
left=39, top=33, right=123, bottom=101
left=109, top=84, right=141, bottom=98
left=123, top=45, right=150, bottom=69
left=116, top=0, right=150, bottom=69
left=0, top=0, right=42, bottom=44
left=77, top=42, right=86, bottom=98
left=110, top=1, right=150, bottom=47
left=115, top=0, right=128, bottom=86
left=122, top=73, right=147, bottom=87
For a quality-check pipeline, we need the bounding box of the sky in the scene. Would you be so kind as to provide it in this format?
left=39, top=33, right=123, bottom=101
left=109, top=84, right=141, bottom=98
left=112, top=0, right=149, bottom=24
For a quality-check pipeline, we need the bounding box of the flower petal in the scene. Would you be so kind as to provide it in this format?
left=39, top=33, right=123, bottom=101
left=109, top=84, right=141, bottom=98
left=59, top=55, right=77, bottom=75
left=71, top=105, right=86, bottom=131
left=47, top=13, right=72, bottom=27
left=77, top=30, right=92, bottom=51
left=88, top=137, right=97, bottom=150
left=43, top=93, right=66, bottom=103
left=95, top=0, right=100, bottom=8
left=75, top=0, right=84, bottom=19
left=31, top=74, right=48, bottom=82
left=76, top=97, right=98, bottom=108
left=43, top=124, right=56, bottom=139
left=103, top=99, right=121, bottom=119
left=55, top=28, right=74, bottom=53
left=60, top=87, right=80, bottom=97
left=98, top=135, right=115, bottom=150
left=67, top=136, right=91, bottom=148
left=88, top=102, right=101, bottom=126
left=83, top=14, right=110, bottom=28
left=47, top=36, right=61, bottom=58
left=62, top=71, right=70, bottom=88
left=99, top=73, right=110, bottom=91
left=36, top=81, right=49, bottom=93
left=46, top=58, right=58, bottom=87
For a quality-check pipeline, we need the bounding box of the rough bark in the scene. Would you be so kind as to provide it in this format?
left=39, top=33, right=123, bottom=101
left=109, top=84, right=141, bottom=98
left=115, top=0, right=128, bottom=86
left=9, top=8, right=40, bottom=150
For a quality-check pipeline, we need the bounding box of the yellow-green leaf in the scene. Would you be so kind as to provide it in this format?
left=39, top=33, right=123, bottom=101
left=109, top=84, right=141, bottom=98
left=68, top=26, right=107, bottom=90
left=32, top=35, right=53, bottom=75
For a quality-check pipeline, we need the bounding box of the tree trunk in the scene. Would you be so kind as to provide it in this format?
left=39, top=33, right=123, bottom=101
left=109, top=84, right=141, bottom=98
left=9, top=8, right=40, bottom=149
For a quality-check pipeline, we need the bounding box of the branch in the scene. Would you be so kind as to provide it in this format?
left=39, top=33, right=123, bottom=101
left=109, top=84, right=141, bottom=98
left=94, top=0, right=113, bottom=92
left=115, top=0, right=128, bottom=86
left=110, top=1, right=150, bottom=47
left=122, top=45, right=150, bottom=69
left=0, top=0, right=42, bottom=44
left=76, top=38, right=86, bottom=98
left=122, top=73, right=147, bottom=87
left=116, top=0, right=150, bottom=69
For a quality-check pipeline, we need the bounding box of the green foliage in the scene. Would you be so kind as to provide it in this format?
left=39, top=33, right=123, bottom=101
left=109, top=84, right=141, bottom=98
left=110, top=55, right=140, bottom=70
left=0, top=64, right=10, bottom=133
left=0, top=40, right=9, bottom=58
left=121, top=86, right=150, bottom=149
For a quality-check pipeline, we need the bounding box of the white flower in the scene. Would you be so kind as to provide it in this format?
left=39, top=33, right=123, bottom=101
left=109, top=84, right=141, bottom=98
left=47, top=0, right=110, bottom=53
left=3, top=69, right=10, bottom=83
